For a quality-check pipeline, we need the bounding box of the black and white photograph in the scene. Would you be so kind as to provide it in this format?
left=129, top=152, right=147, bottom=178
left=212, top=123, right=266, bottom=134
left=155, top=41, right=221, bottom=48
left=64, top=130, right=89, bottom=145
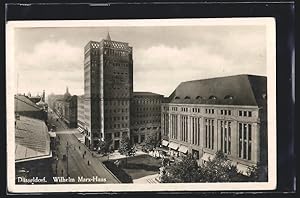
left=6, top=18, right=276, bottom=192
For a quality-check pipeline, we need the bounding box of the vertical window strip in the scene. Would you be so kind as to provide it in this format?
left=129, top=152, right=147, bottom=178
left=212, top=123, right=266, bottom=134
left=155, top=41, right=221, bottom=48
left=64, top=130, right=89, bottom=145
left=228, top=122, right=231, bottom=154
left=221, top=121, right=223, bottom=152
left=211, top=120, right=215, bottom=149
left=239, top=123, right=243, bottom=158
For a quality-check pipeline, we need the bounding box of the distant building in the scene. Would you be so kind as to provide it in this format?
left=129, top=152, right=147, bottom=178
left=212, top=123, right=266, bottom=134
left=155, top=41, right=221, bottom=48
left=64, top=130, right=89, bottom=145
left=15, top=94, right=47, bottom=122
left=130, top=92, right=163, bottom=144
left=84, top=33, right=133, bottom=150
left=47, top=94, right=64, bottom=110
left=161, top=74, right=267, bottom=175
left=54, top=87, right=78, bottom=128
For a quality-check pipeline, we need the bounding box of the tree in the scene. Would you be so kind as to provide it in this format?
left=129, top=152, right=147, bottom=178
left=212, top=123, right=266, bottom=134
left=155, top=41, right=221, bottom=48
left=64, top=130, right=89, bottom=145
left=143, top=133, right=159, bottom=152
left=160, top=154, right=201, bottom=183
left=118, top=136, right=136, bottom=166
left=198, top=150, right=239, bottom=182
left=247, top=163, right=268, bottom=182
left=97, top=139, right=113, bottom=156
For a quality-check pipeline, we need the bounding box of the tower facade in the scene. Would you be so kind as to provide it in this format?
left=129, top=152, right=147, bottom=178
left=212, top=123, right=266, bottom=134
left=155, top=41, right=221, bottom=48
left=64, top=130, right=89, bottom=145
left=84, top=35, right=133, bottom=150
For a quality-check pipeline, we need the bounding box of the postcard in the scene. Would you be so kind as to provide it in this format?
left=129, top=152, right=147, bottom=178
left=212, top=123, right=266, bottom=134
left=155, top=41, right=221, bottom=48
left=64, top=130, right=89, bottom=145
left=6, top=18, right=276, bottom=192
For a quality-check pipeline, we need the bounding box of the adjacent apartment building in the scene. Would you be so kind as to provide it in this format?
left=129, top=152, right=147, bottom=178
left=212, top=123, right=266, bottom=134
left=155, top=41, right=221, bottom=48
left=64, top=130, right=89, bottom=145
left=161, top=74, right=267, bottom=175
left=83, top=33, right=133, bottom=150
left=130, top=92, right=163, bottom=144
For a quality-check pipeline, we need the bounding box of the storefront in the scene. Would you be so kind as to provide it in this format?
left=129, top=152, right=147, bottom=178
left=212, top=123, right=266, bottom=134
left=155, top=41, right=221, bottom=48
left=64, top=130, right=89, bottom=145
left=178, top=145, right=188, bottom=156
left=168, top=142, right=180, bottom=157
left=201, top=153, right=215, bottom=164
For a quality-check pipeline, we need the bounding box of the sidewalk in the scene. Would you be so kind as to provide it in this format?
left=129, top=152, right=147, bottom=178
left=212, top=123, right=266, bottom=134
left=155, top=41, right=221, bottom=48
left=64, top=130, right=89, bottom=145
left=133, top=173, right=160, bottom=184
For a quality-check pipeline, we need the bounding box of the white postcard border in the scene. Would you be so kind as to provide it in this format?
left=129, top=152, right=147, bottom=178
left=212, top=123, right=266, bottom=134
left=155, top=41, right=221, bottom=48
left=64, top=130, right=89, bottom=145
left=6, top=18, right=276, bottom=193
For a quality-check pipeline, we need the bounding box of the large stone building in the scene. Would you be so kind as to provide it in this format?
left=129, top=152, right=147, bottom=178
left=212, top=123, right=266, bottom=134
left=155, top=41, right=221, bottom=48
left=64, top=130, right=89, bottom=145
left=161, top=74, right=267, bottom=175
left=130, top=92, right=163, bottom=144
left=54, top=87, right=78, bottom=128
left=84, top=33, right=133, bottom=150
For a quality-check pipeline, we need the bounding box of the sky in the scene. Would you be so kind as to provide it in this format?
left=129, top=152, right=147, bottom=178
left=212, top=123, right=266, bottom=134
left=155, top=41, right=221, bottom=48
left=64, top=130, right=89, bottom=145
left=13, top=24, right=267, bottom=97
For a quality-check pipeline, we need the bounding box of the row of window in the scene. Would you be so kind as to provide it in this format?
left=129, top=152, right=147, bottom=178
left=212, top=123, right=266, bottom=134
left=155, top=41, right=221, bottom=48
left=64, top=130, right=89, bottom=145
left=192, top=108, right=201, bottom=113
left=133, top=114, right=160, bottom=118
left=104, top=108, right=128, bottom=113
left=132, top=99, right=161, bottom=105
left=175, top=95, right=233, bottom=100
left=167, top=116, right=253, bottom=161
left=104, top=49, right=129, bottom=57
left=105, top=62, right=129, bottom=68
left=220, top=109, right=232, bottom=116
left=104, top=116, right=128, bottom=121
left=239, top=110, right=252, bottom=117
left=167, top=106, right=253, bottom=117
left=109, top=87, right=129, bottom=90
left=205, top=108, right=215, bottom=114
left=133, top=119, right=160, bottom=125
left=182, top=107, right=189, bottom=112
left=113, top=71, right=128, bottom=75
left=105, top=123, right=129, bottom=129
left=132, top=126, right=160, bottom=131
left=104, top=100, right=129, bottom=106
left=171, top=107, right=178, bottom=111
left=134, top=107, right=161, bottom=112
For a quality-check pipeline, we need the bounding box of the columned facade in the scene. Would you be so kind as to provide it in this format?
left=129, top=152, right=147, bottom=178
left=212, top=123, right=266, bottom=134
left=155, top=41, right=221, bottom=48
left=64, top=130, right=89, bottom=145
left=161, top=103, right=263, bottom=172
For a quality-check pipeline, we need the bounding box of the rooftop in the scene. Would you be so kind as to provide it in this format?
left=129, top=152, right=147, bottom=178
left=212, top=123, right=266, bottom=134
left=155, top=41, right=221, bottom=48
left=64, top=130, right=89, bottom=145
left=15, top=95, right=42, bottom=112
left=167, top=74, right=267, bottom=107
left=15, top=116, right=51, bottom=163
left=133, top=92, right=163, bottom=96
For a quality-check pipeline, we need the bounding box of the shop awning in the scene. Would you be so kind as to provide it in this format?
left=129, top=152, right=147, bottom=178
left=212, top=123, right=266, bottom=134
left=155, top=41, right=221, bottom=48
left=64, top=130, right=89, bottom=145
left=237, top=163, right=250, bottom=176
left=78, top=127, right=84, bottom=133
left=201, top=153, right=215, bottom=162
left=161, top=140, right=169, bottom=147
left=168, top=142, right=180, bottom=150
left=178, top=145, right=189, bottom=154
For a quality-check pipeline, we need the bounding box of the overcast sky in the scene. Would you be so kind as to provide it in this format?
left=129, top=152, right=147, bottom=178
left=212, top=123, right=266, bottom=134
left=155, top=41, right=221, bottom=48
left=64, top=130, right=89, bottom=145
left=14, top=25, right=267, bottom=97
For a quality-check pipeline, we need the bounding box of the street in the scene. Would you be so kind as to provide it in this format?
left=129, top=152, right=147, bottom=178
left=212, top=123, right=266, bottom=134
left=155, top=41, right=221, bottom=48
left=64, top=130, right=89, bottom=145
left=48, top=109, right=120, bottom=184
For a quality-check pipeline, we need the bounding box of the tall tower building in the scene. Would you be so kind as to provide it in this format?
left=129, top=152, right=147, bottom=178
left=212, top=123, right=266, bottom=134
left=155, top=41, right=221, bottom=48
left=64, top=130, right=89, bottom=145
left=84, top=33, right=133, bottom=150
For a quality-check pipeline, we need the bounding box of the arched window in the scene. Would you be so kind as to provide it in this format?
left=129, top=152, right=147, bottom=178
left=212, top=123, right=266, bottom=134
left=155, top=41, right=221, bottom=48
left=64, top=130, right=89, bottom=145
left=224, top=95, right=234, bottom=100
left=209, top=96, right=217, bottom=100
left=195, top=96, right=203, bottom=99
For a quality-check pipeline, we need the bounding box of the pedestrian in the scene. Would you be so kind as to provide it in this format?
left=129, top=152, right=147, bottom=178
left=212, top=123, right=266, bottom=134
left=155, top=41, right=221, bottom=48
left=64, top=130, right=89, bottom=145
left=88, top=160, right=90, bottom=165
left=61, top=169, right=64, bottom=176
left=79, top=146, right=81, bottom=150
left=84, top=151, right=86, bottom=155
